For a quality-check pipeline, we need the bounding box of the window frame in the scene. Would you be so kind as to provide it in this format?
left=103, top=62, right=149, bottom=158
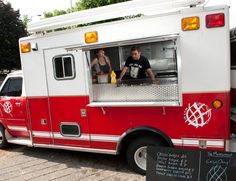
left=0, top=77, right=23, bottom=97
left=82, top=35, right=182, bottom=106
left=52, top=54, right=75, bottom=80
left=60, top=122, right=81, bottom=137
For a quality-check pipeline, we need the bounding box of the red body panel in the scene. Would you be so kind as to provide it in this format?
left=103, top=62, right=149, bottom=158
left=1, top=91, right=230, bottom=152
left=26, top=91, right=230, bottom=151
left=27, top=97, right=53, bottom=144
left=91, top=141, right=117, bottom=150
left=49, top=96, right=90, bottom=147
left=0, top=96, right=30, bottom=138
left=88, top=92, right=230, bottom=139
left=53, top=139, right=89, bottom=147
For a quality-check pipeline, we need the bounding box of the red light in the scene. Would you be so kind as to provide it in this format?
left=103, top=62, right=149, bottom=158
left=206, top=13, right=225, bottom=28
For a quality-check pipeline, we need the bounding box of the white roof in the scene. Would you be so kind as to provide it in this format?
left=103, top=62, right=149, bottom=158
left=8, top=70, right=23, bottom=77
left=28, top=0, right=205, bottom=33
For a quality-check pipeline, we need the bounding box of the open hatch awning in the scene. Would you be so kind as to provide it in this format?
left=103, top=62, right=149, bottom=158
left=28, top=0, right=205, bottom=33
left=65, top=34, right=179, bottom=52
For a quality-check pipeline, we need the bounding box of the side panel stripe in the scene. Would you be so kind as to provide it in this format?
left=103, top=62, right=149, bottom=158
left=53, top=133, right=90, bottom=140
left=32, top=131, right=52, bottom=138
left=179, top=138, right=224, bottom=148
left=31, top=131, right=224, bottom=148
left=8, top=126, right=28, bottom=132
left=90, top=134, right=120, bottom=142
left=33, top=144, right=117, bottom=155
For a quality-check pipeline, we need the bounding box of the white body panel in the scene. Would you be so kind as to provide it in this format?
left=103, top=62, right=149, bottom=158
left=20, top=5, right=230, bottom=97
left=44, top=48, right=88, bottom=96
left=181, top=6, right=230, bottom=93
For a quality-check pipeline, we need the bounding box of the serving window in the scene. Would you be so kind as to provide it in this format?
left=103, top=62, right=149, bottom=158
left=85, top=36, right=181, bottom=106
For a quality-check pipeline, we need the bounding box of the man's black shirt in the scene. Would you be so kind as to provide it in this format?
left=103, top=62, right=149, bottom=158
left=125, top=55, right=151, bottom=79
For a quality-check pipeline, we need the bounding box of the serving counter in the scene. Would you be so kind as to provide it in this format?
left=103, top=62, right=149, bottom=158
left=92, top=82, right=180, bottom=105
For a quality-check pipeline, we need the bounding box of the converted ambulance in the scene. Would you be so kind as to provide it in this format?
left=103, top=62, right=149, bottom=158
left=0, top=0, right=233, bottom=174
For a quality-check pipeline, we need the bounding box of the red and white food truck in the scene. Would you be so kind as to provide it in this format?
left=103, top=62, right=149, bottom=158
left=0, top=0, right=233, bottom=174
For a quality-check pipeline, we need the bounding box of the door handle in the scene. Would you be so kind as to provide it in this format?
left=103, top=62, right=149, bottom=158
left=15, top=102, right=22, bottom=106
left=41, top=119, right=47, bottom=125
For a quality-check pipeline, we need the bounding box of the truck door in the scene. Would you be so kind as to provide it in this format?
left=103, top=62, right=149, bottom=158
left=0, top=77, right=29, bottom=137
left=44, top=48, right=90, bottom=147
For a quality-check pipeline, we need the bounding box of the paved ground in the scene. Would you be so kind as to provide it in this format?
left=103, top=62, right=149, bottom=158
left=1, top=141, right=236, bottom=181
left=0, top=145, right=145, bottom=181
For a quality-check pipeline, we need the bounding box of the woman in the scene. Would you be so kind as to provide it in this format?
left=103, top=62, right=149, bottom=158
left=91, top=49, right=112, bottom=75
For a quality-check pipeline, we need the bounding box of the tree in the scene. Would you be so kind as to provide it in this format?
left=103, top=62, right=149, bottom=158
left=77, top=0, right=130, bottom=9
left=44, top=9, right=67, bottom=18
left=44, top=0, right=130, bottom=18
left=0, top=1, right=27, bottom=71
left=22, top=15, right=31, bottom=28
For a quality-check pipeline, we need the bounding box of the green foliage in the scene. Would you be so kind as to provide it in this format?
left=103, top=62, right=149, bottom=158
left=22, top=15, right=31, bottom=28
left=77, top=0, right=129, bottom=9
left=44, top=12, right=54, bottom=18
left=44, top=0, right=130, bottom=18
left=44, top=9, right=68, bottom=18
left=0, top=0, right=27, bottom=70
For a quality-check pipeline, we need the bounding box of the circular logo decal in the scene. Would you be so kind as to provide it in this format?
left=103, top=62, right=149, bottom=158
left=3, top=101, right=12, bottom=114
left=184, top=102, right=212, bottom=128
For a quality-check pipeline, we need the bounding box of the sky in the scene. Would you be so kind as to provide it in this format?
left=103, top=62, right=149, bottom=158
left=4, top=0, right=236, bottom=28
left=5, top=0, right=80, bottom=17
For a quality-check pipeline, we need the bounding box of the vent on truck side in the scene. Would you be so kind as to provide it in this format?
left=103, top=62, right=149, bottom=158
left=60, top=123, right=80, bottom=137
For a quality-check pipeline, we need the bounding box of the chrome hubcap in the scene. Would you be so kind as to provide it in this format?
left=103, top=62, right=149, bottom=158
left=134, top=146, right=147, bottom=171
left=0, top=131, right=3, bottom=144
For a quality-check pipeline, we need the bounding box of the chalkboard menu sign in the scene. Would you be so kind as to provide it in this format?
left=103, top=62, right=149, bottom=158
left=147, top=146, right=236, bottom=181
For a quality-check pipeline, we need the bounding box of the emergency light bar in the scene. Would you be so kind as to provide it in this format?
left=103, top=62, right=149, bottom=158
left=28, top=0, right=205, bottom=33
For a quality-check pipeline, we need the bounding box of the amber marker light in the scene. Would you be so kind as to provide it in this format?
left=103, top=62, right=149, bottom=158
left=85, top=31, right=98, bottom=43
left=212, top=99, right=223, bottom=109
left=182, top=16, right=200, bottom=31
left=20, top=42, right=31, bottom=53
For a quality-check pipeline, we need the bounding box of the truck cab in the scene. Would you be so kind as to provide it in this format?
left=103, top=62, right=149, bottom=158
left=0, top=71, right=30, bottom=148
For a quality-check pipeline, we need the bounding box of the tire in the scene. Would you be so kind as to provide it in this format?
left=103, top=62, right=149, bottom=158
left=126, top=136, right=164, bottom=175
left=0, top=125, right=8, bottom=149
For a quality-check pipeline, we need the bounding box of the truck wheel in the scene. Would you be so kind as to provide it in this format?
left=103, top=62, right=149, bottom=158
left=126, top=136, right=164, bottom=175
left=0, top=125, right=8, bottom=148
